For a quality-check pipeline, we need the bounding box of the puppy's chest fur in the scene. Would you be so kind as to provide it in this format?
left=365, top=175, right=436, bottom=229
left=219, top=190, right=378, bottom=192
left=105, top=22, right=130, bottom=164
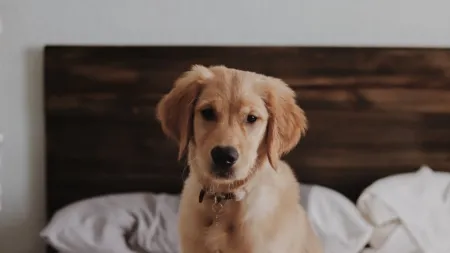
left=199, top=199, right=248, bottom=252
left=197, top=188, right=279, bottom=253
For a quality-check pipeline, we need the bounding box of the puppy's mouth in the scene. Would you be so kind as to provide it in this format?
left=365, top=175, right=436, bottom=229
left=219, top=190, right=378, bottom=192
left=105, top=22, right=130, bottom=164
left=210, top=165, right=235, bottom=180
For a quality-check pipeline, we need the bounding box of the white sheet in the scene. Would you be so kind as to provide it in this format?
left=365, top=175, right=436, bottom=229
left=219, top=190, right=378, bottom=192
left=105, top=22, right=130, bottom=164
left=304, top=184, right=372, bottom=253
left=357, top=165, right=450, bottom=253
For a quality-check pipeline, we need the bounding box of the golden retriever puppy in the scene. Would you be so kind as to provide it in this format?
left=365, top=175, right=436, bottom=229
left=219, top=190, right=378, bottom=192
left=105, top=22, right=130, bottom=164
left=156, top=65, right=322, bottom=253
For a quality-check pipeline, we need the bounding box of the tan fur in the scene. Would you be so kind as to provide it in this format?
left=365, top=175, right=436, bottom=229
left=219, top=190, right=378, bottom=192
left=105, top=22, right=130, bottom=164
left=157, top=65, right=322, bottom=253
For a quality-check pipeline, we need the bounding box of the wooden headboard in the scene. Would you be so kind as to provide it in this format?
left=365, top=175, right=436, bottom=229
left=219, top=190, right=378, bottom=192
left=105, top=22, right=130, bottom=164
left=45, top=46, right=450, bottom=219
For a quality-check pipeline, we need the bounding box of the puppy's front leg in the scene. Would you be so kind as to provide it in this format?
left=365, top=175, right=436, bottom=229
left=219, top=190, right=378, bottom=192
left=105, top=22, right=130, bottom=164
left=179, top=233, right=209, bottom=253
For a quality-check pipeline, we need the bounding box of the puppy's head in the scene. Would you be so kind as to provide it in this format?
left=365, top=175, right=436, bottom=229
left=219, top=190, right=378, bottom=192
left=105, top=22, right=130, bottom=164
left=156, top=65, right=307, bottom=185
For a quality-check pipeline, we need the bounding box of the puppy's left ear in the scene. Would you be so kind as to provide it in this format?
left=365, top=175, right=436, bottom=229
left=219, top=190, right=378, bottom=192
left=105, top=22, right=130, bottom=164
left=156, top=65, right=213, bottom=160
left=264, top=78, right=307, bottom=169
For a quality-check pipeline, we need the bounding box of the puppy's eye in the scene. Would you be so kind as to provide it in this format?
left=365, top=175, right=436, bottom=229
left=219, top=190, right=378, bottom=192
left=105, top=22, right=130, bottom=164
left=246, top=114, right=258, bottom=124
left=201, top=108, right=216, bottom=121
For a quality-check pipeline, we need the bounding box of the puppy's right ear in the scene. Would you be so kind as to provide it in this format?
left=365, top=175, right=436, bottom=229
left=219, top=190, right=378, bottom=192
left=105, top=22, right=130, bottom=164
left=263, top=78, right=307, bottom=170
left=156, top=65, right=213, bottom=160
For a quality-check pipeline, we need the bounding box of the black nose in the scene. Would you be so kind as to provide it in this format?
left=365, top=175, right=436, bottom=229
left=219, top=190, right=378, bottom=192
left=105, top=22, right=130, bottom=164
left=210, top=146, right=239, bottom=168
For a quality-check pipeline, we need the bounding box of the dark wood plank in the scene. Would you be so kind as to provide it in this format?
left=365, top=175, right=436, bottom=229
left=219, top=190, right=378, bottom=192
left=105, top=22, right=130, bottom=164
left=45, top=46, right=450, bottom=94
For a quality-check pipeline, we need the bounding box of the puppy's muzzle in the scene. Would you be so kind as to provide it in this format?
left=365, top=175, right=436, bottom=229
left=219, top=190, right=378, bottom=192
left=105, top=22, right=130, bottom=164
left=210, top=146, right=239, bottom=178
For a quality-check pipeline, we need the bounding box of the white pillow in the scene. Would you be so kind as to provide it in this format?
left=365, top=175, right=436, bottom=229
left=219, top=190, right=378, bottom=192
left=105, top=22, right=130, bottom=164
left=301, top=184, right=373, bottom=253
left=41, top=192, right=180, bottom=253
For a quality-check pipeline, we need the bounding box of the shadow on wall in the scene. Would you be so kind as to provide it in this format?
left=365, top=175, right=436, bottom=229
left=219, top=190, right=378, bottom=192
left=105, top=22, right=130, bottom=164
left=0, top=47, right=46, bottom=253
left=0, top=133, right=3, bottom=211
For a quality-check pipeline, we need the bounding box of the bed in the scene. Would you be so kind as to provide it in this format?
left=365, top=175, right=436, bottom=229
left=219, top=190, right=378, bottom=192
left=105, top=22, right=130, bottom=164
left=43, top=46, right=450, bottom=253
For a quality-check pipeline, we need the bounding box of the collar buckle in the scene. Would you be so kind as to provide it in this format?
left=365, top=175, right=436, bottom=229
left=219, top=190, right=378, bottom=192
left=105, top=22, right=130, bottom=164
left=198, top=189, right=235, bottom=203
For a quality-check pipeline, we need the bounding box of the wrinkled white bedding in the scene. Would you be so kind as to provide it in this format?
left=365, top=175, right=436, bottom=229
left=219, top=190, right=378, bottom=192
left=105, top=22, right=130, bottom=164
left=43, top=165, right=450, bottom=253
left=303, top=185, right=372, bottom=253
left=357, top=165, right=450, bottom=253
left=41, top=193, right=181, bottom=253
left=42, top=184, right=370, bottom=253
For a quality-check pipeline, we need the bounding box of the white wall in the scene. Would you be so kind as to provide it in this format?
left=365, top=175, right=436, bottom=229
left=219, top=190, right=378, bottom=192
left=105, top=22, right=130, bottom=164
left=0, top=0, right=450, bottom=252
